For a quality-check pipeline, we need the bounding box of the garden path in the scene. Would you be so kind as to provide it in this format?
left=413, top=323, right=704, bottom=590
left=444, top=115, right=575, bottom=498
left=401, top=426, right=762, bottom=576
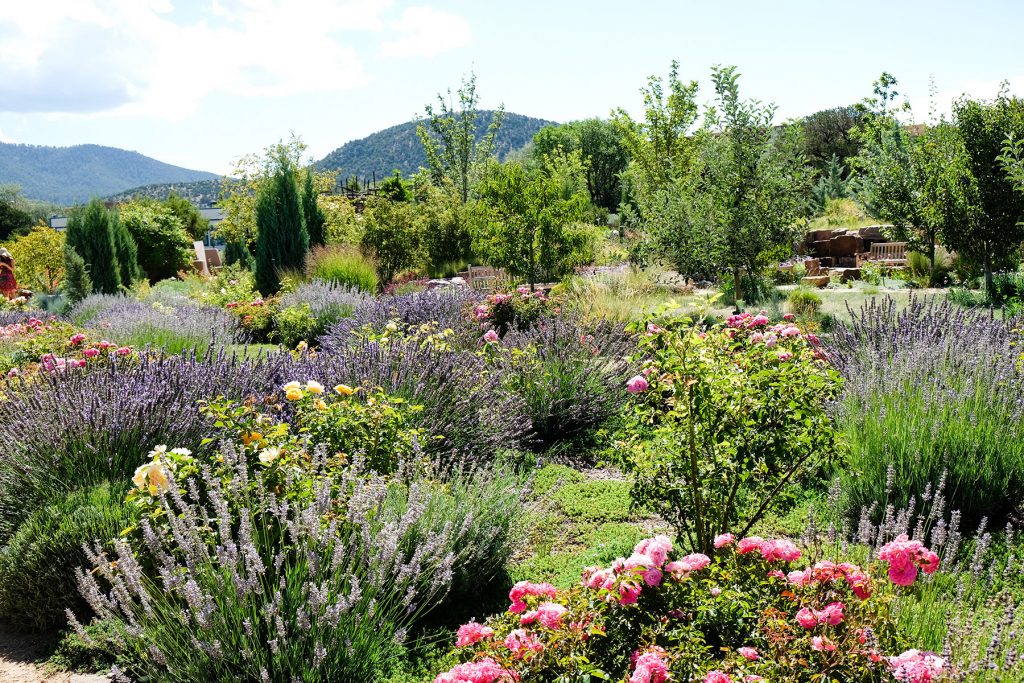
left=0, top=625, right=107, bottom=682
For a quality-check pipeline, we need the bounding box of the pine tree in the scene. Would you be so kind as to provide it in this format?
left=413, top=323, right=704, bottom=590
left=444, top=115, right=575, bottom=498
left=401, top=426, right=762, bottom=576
left=65, top=199, right=121, bottom=294
left=254, top=160, right=309, bottom=295
left=62, top=244, right=92, bottom=304
left=300, top=169, right=326, bottom=248
left=111, top=212, right=141, bottom=287
left=224, top=240, right=254, bottom=270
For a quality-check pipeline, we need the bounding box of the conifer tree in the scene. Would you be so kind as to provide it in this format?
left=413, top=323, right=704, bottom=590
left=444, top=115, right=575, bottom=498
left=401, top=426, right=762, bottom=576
left=65, top=199, right=121, bottom=294
left=111, top=212, right=141, bottom=287
left=255, top=159, right=308, bottom=295
left=300, top=170, right=326, bottom=248
left=62, top=244, right=92, bottom=304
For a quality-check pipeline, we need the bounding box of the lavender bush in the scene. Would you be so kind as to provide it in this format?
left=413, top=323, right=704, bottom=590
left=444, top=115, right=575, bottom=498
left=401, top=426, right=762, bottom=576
left=321, top=287, right=482, bottom=351
left=72, top=444, right=524, bottom=682
left=827, top=296, right=1024, bottom=526
left=300, top=340, right=532, bottom=464
left=69, top=293, right=243, bottom=352
left=497, top=315, right=634, bottom=452
left=276, top=279, right=367, bottom=347
left=0, top=350, right=291, bottom=543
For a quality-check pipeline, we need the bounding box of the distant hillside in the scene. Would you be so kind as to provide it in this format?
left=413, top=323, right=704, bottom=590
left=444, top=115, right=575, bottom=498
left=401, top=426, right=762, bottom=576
left=316, top=111, right=557, bottom=180
left=106, top=179, right=225, bottom=205
left=0, top=142, right=219, bottom=206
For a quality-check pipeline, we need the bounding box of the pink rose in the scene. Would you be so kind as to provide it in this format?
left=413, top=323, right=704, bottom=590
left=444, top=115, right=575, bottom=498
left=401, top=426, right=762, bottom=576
left=795, top=607, right=819, bottom=629
left=535, top=601, right=568, bottom=629
left=84, top=347, right=100, bottom=358
left=704, top=671, right=733, bottom=683
left=483, top=330, right=500, bottom=344
left=626, top=375, right=649, bottom=393
left=821, top=602, right=845, bottom=626
left=455, top=621, right=494, bottom=647
left=783, top=313, right=795, bottom=321
left=69, top=333, right=86, bottom=345
left=738, top=646, right=759, bottom=661
left=736, top=537, right=764, bottom=554
left=759, top=539, right=801, bottom=562
left=633, top=536, right=673, bottom=567
left=714, top=533, right=735, bottom=548
left=812, top=636, right=837, bottom=652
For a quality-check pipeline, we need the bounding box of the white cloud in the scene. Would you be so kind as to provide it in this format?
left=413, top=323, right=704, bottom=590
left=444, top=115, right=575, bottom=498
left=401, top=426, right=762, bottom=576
left=0, top=128, right=14, bottom=143
left=0, top=0, right=468, bottom=119
left=380, top=6, right=471, bottom=58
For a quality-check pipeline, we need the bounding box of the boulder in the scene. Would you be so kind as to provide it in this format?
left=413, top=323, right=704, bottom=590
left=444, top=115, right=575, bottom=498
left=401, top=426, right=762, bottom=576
left=810, top=240, right=832, bottom=257
left=830, top=234, right=865, bottom=257
left=801, top=275, right=831, bottom=288
left=858, top=225, right=885, bottom=239
left=828, top=268, right=862, bottom=282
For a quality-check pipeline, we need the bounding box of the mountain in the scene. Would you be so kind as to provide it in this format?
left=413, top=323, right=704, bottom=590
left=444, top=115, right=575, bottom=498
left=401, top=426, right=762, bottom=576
left=0, top=142, right=219, bottom=206
left=316, top=111, right=557, bottom=180
left=106, top=179, right=225, bottom=205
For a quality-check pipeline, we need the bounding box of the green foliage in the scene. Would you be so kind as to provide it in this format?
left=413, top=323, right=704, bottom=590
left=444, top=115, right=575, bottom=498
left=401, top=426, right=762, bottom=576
left=378, top=170, right=411, bottom=202
left=110, top=212, right=141, bottom=288
left=65, top=199, right=122, bottom=294
left=0, top=186, right=36, bottom=240
left=164, top=193, right=211, bottom=240
left=612, top=60, right=700, bottom=194
left=223, top=239, right=254, bottom=269
left=62, top=244, right=92, bottom=304
left=623, top=311, right=841, bottom=552
left=532, top=118, right=628, bottom=210
left=470, top=153, right=590, bottom=285
left=553, top=479, right=634, bottom=523
left=418, top=181, right=472, bottom=276
left=697, top=66, right=810, bottom=304
left=417, top=71, right=505, bottom=203
left=512, top=521, right=646, bottom=589
left=786, top=286, right=823, bottom=317
left=118, top=200, right=193, bottom=282
left=0, top=481, right=135, bottom=631
left=1, top=224, right=65, bottom=293
left=529, top=463, right=586, bottom=498
left=809, top=154, right=851, bottom=213
left=718, top=272, right=781, bottom=306
left=950, top=92, right=1024, bottom=293
left=306, top=245, right=379, bottom=292
left=254, top=155, right=309, bottom=295
left=361, top=197, right=426, bottom=285
left=301, top=166, right=327, bottom=248
left=801, top=105, right=864, bottom=173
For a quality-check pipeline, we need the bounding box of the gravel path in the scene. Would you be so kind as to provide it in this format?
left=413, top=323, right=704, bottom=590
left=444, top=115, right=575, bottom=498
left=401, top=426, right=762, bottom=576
left=0, top=625, right=107, bottom=683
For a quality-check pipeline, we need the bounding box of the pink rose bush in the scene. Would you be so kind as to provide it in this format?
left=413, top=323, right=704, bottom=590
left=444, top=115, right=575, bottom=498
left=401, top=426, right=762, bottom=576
left=472, top=288, right=555, bottom=337
left=434, top=534, right=949, bottom=682
left=0, top=319, right=136, bottom=383
left=878, top=535, right=940, bottom=586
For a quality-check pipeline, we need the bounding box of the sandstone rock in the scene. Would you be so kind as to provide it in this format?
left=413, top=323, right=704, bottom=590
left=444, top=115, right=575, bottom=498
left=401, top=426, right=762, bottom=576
left=801, top=275, right=831, bottom=288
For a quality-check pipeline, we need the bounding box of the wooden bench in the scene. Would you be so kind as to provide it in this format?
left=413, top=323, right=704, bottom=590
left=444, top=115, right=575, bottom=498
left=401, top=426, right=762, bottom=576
left=857, top=242, right=908, bottom=267
left=463, top=264, right=509, bottom=292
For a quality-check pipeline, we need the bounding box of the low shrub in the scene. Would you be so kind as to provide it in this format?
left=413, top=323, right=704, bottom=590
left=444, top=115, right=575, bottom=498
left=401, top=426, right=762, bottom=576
left=828, top=296, right=1024, bottom=527
left=472, top=288, right=556, bottom=337
left=787, top=286, right=823, bottom=317
left=277, top=279, right=365, bottom=347
left=0, top=481, right=135, bottom=631
left=431, top=533, right=948, bottom=683
left=719, top=272, right=780, bottom=306
left=492, top=316, right=633, bottom=452
left=306, top=244, right=379, bottom=293
left=622, top=309, right=841, bottom=554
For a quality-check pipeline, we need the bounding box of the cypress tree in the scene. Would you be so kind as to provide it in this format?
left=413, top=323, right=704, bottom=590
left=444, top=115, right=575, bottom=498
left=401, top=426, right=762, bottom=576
left=65, top=199, right=121, bottom=294
left=255, top=161, right=308, bottom=295
left=301, top=169, right=326, bottom=249
left=111, top=211, right=141, bottom=287
left=62, top=244, right=92, bottom=304
left=224, top=240, right=254, bottom=270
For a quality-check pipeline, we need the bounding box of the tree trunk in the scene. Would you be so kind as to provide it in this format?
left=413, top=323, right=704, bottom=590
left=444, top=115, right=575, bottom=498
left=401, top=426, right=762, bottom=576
left=984, top=247, right=994, bottom=299
left=733, top=267, right=742, bottom=314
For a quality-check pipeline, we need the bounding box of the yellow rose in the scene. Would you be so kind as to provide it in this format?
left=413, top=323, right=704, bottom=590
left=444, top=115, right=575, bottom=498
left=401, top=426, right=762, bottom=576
left=315, top=399, right=327, bottom=410
left=334, top=384, right=354, bottom=396
left=241, top=431, right=263, bottom=446
left=285, top=387, right=304, bottom=401
left=282, top=381, right=302, bottom=392
left=305, top=380, right=325, bottom=394
left=132, top=462, right=151, bottom=490
left=147, top=464, right=170, bottom=495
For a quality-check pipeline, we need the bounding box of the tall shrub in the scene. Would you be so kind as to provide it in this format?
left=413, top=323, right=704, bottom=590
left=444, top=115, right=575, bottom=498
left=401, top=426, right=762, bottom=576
left=62, top=244, right=92, bottom=304
left=301, top=168, right=326, bottom=248
left=255, top=159, right=308, bottom=295
left=110, top=212, right=141, bottom=288
left=65, top=199, right=120, bottom=294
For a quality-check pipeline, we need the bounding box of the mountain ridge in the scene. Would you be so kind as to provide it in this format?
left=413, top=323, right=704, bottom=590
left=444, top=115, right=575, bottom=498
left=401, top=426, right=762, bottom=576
left=0, top=142, right=219, bottom=206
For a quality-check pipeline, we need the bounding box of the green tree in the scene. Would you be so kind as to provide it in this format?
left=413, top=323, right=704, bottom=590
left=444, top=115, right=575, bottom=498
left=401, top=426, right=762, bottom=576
left=360, top=197, right=425, bottom=285
left=254, top=157, right=308, bottom=296
left=809, top=154, right=851, bottom=213
left=951, top=92, right=1024, bottom=293
left=417, top=71, right=505, bottom=203
left=612, top=61, right=700, bottom=195
left=164, top=194, right=210, bottom=240
left=1, top=225, right=65, bottom=293
left=62, top=245, right=92, bottom=304
left=419, top=180, right=471, bottom=277
left=532, top=118, right=627, bottom=211
left=801, top=106, right=864, bottom=174
left=470, top=152, right=590, bottom=287
left=696, top=66, right=810, bottom=305
left=378, top=170, right=411, bottom=202
left=111, top=212, right=141, bottom=288
left=65, top=200, right=121, bottom=294
left=300, top=168, right=327, bottom=248
left=119, top=200, right=194, bottom=282
left=0, top=185, right=35, bottom=241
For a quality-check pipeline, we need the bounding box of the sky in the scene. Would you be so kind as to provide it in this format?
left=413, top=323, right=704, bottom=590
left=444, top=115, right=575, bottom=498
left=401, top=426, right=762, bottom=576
left=1, top=0, right=1022, bottom=175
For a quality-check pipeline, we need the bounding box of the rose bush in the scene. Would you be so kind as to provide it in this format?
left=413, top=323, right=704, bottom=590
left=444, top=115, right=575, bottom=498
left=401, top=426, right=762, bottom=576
left=434, top=534, right=950, bottom=683
left=620, top=308, right=842, bottom=553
